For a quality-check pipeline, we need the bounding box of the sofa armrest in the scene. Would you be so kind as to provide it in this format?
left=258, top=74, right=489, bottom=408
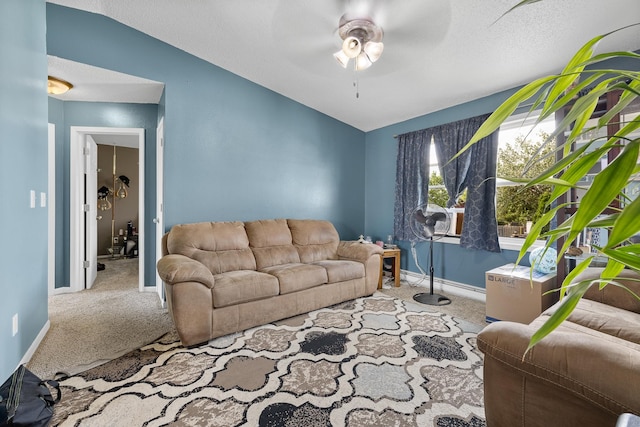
left=575, top=267, right=640, bottom=314
left=478, top=320, right=640, bottom=417
left=157, top=254, right=215, bottom=288
left=337, top=241, right=383, bottom=261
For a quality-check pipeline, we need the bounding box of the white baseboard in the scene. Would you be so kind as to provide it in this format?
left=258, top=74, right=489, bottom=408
left=19, top=320, right=50, bottom=367
left=50, top=285, right=74, bottom=296
left=401, top=269, right=486, bottom=303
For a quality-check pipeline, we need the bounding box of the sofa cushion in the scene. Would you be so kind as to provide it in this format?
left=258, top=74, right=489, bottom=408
left=544, top=298, right=640, bottom=345
left=288, top=219, right=339, bottom=263
left=314, top=260, right=364, bottom=283
left=245, top=219, right=300, bottom=269
left=212, top=270, right=279, bottom=308
left=261, top=263, right=328, bottom=294
left=167, top=221, right=256, bottom=274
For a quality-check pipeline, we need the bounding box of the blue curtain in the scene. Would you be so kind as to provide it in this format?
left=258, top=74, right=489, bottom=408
left=433, top=114, right=500, bottom=252
left=393, top=129, right=433, bottom=241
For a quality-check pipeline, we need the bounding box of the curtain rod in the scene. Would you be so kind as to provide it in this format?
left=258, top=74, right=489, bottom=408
left=390, top=96, right=554, bottom=141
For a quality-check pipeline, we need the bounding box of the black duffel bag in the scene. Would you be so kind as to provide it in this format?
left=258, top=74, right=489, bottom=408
left=0, top=365, right=61, bottom=427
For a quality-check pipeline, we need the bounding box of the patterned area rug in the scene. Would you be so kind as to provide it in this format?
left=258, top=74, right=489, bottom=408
left=52, top=295, right=485, bottom=426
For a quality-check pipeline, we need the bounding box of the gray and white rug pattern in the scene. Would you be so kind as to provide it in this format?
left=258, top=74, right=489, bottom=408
left=52, top=295, right=485, bottom=426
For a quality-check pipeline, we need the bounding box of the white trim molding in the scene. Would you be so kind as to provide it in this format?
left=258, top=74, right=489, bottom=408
left=401, top=269, right=486, bottom=303
left=69, top=126, right=145, bottom=292
left=19, top=321, right=50, bottom=367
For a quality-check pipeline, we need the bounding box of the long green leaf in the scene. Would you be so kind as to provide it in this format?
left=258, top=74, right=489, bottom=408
left=542, top=73, right=602, bottom=118
left=453, top=75, right=557, bottom=159
left=560, top=257, right=594, bottom=298
left=607, top=195, right=640, bottom=248
left=547, top=145, right=611, bottom=203
left=570, top=140, right=639, bottom=236
left=542, top=34, right=606, bottom=116
left=598, top=79, right=640, bottom=126
left=551, top=78, right=616, bottom=143
left=600, top=247, right=640, bottom=270
left=601, top=259, right=626, bottom=288
left=617, top=244, right=640, bottom=255
left=516, top=203, right=569, bottom=263
left=524, top=138, right=596, bottom=187
left=526, top=279, right=592, bottom=352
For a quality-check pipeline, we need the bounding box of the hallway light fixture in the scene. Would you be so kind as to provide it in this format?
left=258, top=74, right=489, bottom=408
left=47, top=76, right=73, bottom=95
left=333, top=14, right=384, bottom=72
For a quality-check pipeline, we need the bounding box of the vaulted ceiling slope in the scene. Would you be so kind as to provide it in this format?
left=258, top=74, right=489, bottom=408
left=47, top=0, right=640, bottom=131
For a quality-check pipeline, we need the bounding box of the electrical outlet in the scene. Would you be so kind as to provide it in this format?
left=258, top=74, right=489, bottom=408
left=113, top=237, right=119, bottom=244
left=12, top=314, right=18, bottom=336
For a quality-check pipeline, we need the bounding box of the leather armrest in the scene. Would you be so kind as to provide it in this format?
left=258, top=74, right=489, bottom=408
left=337, top=241, right=383, bottom=261
left=157, top=254, right=215, bottom=288
left=477, top=319, right=640, bottom=414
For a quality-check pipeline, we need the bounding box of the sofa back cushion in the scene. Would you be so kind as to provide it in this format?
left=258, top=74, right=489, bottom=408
left=288, top=219, right=339, bottom=263
left=245, top=219, right=300, bottom=270
left=166, top=221, right=256, bottom=274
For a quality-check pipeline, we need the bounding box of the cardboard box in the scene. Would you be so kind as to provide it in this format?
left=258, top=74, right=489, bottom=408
left=485, top=263, right=559, bottom=324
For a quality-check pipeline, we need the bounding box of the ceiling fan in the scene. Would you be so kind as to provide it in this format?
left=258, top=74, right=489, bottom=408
left=271, top=0, right=452, bottom=77
left=332, top=14, right=384, bottom=71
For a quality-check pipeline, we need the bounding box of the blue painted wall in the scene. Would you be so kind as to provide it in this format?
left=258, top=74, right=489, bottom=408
left=48, top=98, right=65, bottom=287
left=47, top=100, right=159, bottom=287
left=364, top=53, right=640, bottom=288
left=46, top=4, right=367, bottom=288
left=364, top=90, right=526, bottom=288
left=0, top=0, right=48, bottom=379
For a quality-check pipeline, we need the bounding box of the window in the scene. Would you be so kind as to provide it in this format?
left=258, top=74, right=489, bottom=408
left=425, top=110, right=554, bottom=248
left=495, top=111, right=555, bottom=239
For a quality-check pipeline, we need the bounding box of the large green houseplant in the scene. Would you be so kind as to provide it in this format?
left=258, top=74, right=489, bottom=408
left=459, top=3, right=640, bottom=351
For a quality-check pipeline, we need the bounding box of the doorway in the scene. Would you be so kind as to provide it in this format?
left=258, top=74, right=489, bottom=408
left=69, top=126, right=145, bottom=292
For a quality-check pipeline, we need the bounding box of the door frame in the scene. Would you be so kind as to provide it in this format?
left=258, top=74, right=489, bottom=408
left=48, top=123, right=56, bottom=295
left=69, top=126, right=145, bottom=292
left=155, top=117, right=165, bottom=304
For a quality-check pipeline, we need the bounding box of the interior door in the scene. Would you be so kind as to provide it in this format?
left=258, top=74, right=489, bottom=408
left=155, top=118, right=165, bottom=304
left=85, top=137, right=98, bottom=289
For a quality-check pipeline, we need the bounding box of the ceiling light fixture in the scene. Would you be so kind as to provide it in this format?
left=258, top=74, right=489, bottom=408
left=333, top=14, right=384, bottom=72
left=47, top=76, right=73, bottom=95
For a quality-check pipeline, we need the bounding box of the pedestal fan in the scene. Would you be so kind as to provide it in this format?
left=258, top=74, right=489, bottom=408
left=410, top=204, right=452, bottom=306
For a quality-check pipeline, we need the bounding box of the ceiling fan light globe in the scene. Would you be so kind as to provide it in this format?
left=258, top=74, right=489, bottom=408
left=363, top=41, right=384, bottom=62
left=342, top=36, right=362, bottom=58
left=355, top=53, right=372, bottom=71
left=333, top=50, right=350, bottom=68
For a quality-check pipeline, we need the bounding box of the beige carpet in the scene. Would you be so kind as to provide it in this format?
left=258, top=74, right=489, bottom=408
left=27, top=258, right=174, bottom=379
left=379, top=278, right=487, bottom=328
left=28, top=261, right=486, bottom=381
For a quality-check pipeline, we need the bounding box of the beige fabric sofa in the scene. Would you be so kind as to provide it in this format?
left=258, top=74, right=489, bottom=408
left=478, top=268, right=640, bottom=427
left=157, top=218, right=383, bottom=346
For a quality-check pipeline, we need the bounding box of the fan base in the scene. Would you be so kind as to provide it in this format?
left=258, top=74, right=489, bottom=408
left=413, top=293, right=451, bottom=306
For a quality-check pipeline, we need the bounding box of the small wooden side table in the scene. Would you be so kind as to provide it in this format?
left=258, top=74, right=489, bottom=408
left=378, top=247, right=401, bottom=289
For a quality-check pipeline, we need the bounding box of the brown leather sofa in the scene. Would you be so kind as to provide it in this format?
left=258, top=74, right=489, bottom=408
left=157, top=218, right=383, bottom=346
left=478, top=268, right=640, bottom=427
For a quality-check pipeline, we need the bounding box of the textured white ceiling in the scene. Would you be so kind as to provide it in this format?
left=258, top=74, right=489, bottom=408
left=47, top=56, right=164, bottom=104
left=47, top=0, right=640, bottom=131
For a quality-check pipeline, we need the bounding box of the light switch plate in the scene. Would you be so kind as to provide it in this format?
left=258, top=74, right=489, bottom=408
left=30, top=190, right=36, bottom=208
left=40, top=192, right=46, bottom=207
left=12, top=314, right=18, bottom=336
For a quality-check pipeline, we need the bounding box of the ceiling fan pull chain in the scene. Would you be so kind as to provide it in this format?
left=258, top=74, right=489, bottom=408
left=353, top=62, right=359, bottom=99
